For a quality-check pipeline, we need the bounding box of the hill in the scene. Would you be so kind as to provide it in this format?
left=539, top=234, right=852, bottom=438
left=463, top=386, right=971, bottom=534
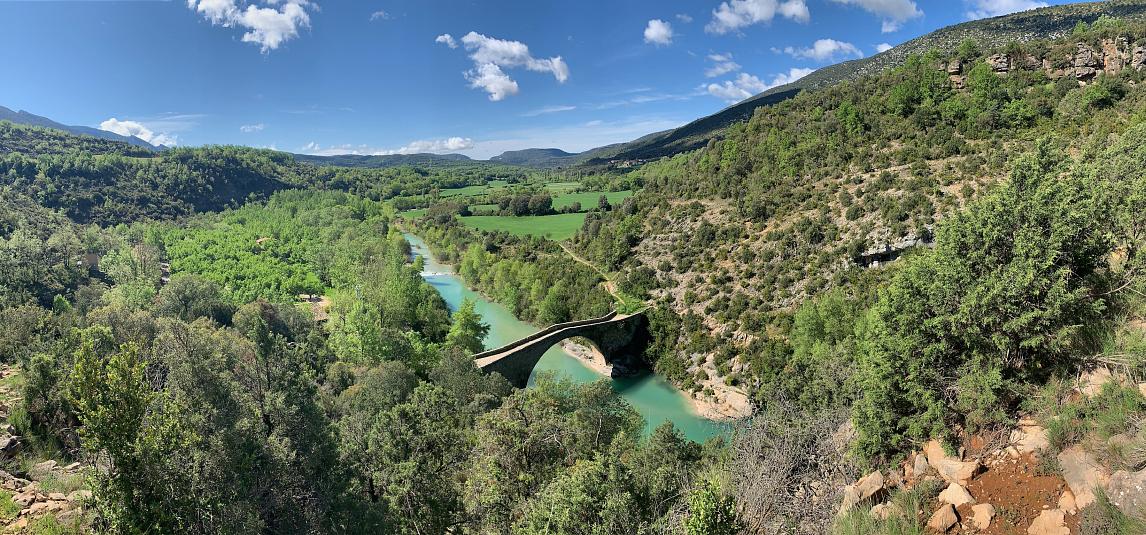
left=589, top=0, right=1146, bottom=164
left=0, top=105, right=158, bottom=149
left=489, top=148, right=576, bottom=167
left=294, top=152, right=472, bottom=168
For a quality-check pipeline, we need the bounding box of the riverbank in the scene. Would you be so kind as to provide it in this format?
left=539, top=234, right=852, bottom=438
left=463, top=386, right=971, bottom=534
left=403, top=229, right=743, bottom=434
left=559, top=339, right=752, bottom=422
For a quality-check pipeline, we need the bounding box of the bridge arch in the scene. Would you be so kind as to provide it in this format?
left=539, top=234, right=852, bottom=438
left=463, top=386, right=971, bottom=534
left=474, top=310, right=649, bottom=388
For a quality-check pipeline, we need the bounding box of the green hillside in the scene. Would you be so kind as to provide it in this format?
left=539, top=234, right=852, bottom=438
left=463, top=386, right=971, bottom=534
left=592, top=0, right=1146, bottom=164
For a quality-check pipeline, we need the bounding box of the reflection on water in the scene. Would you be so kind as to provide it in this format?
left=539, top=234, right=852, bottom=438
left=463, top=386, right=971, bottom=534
left=405, top=233, right=729, bottom=442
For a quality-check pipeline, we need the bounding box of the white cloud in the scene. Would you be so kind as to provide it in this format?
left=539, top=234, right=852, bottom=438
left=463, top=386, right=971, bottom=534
left=828, top=0, right=921, bottom=32
left=464, top=63, right=519, bottom=101
left=435, top=33, right=458, bottom=49
left=384, top=137, right=474, bottom=155
left=99, top=118, right=179, bottom=146
left=676, top=13, right=693, bottom=23
left=186, top=0, right=315, bottom=52
left=240, top=123, right=264, bottom=133
left=705, top=53, right=741, bottom=78
left=964, top=0, right=1047, bottom=19
left=370, top=10, right=390, bottom=21
left=705, top=68, right=813, bottom=103
left=443, top=32, right=569, bottom=101
left=875, top=42, right=894, bottom=52
left=782, top=38, right=863, bottom=61
left=643, top=19, right=674, bottom=46
left=522, top=105, right=577, bottom=117
left=706, top=0, right=809, bottom=34
left=299, top=137, right=475, bottom=156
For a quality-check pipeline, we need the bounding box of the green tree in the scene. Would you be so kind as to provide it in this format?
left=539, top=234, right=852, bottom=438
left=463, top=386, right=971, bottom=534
left=684, top=481, right=738, bottom=535
left=446, top=299, right=489, bottom=354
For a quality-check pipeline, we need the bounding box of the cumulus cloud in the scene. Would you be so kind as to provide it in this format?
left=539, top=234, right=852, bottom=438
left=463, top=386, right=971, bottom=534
left=782, top=38, right=863, bottom=61
left=186, top=0, right=315, bottom=52
left=369, top=10, right=390, bottom=21
left=441, top=32, right=568, bottom=101
left=240, top=123, right=264, bottom=133
left=383, top=137, right=474, bottom=155
left=300, top=137, right=475, bottom=156
left=435, top=33, right=457, bottom=48
left=964, top=0, right=1047, bottom=20
left=676, top=13, right=693, bottom=23
left=705, top=68, right=813, bottom=103
left=705, top=53, right=741, bottom=78
left=464, top=63, right=519, bottom=101
left=875, top=42, right=894, bottom=53
left=828, top=0, right=921, bottom=32
left=706, top=0, right=809, bottom=34
left=643, top=19, right=674, bottom=45
left=99, top=118, right=179, bottom=146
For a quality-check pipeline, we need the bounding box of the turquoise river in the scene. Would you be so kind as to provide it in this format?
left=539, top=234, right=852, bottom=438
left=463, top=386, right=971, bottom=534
left=404, top=233, right=728, bottom=443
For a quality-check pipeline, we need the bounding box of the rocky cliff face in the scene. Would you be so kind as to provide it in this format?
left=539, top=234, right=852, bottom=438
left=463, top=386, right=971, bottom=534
left=948, top=37, right=1146, bottom=88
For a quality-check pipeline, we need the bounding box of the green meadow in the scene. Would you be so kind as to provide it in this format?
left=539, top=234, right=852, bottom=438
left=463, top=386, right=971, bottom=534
left=459, top=213, right=587, bottom=240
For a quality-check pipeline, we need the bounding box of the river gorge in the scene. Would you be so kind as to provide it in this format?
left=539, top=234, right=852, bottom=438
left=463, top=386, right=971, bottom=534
left=404, top=233, right=728, bottom=443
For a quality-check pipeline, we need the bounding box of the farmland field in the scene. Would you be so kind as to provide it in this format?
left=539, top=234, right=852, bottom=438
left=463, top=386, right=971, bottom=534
left=459, top=213, right=586, bottom=240
left=551, top=190, right=632, bottom=211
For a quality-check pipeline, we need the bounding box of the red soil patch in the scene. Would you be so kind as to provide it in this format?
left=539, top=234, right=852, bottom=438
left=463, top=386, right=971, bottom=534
left=945, top=452, right=1080, bottom=534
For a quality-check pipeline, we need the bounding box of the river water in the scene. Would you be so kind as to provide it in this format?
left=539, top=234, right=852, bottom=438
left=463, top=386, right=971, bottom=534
left=404, top=233, right=727, bottom=443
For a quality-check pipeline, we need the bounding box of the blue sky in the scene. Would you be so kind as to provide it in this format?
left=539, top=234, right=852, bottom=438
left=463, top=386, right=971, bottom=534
left=0, top=0, right=1084, bottom=158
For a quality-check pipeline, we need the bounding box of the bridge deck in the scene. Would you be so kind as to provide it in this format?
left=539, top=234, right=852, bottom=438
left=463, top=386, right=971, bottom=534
left=474, top=311, right=634, bottom=368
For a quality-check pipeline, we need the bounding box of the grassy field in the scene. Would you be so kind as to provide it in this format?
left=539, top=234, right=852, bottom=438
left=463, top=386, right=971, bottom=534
left=438, top=180, right=509, bottom=197
left=552, top=190, right=632, bottom=211
left=460, top=213, right=587, bottom=240
left=544, top=181, right=581, bottom=194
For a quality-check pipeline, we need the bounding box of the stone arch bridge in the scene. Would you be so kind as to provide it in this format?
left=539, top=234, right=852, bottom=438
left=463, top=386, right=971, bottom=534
left=475, top=310, right=649, bottom=388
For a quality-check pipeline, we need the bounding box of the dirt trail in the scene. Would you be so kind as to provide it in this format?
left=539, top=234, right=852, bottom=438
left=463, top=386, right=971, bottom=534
left=557, top=242, right=622, bottom=301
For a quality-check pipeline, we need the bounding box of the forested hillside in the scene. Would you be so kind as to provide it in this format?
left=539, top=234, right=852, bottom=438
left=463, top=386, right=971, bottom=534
left=0, top=121, right=532, bottom=225
left=572, top=17, right=1146, bottom=403
left=594, top=0, right=1146, bottom=164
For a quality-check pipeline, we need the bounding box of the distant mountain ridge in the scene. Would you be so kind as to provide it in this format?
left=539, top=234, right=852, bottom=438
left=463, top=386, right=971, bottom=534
left=0, top=105, right=158, bottom=149
left=581, top=0, right=1146, bottom=164
left=293, top=152, right=472, bottom=168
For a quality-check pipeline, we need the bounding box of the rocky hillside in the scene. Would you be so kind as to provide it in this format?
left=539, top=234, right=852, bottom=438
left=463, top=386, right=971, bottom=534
left=572, top=16, right=1146, bottom=416
left=591, top=0, right=1146, bottom=165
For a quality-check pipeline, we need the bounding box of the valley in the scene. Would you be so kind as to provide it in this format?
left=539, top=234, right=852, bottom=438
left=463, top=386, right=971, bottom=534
left=1, top=1, right=1146, bottom=534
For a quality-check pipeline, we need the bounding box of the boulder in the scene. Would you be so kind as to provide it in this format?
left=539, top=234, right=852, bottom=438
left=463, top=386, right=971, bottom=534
left=946, top=60, right=963, bottom=75
left=1078, top=367, right=1115, bottom=397
left=927, top=504, right=959, bottom=532
left=1133, top=44, right=1146, bottom=70
left=1058, top=446, right=1110, bottom=508
left=971, top=503, right=995, bottom=530
left=31, top=460, right=57, bottom=474
left=1009, top=420, right=1049, bottom=455
left=924, top=440, right=980, bottom=484
left=938, top=482, right=975, bottom=507
left=1027, top=508, right=1069, bottom=535
left=1075, top=42, right=1101, bottom=68
left=913, top=453, right=930, bottom=479
left=1058, top=489, right=1077, bottom=515
left=870, top=502, right=904, bottom=521
left=48, top=492, right=66, bottom=501
left=1105, top=469, right=1146, bottom=518
left=838, top=470, right=885, bottom=515
left=0, top=435, right=22, bottom=457
left=988, top=53, right=1011, bottom=72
